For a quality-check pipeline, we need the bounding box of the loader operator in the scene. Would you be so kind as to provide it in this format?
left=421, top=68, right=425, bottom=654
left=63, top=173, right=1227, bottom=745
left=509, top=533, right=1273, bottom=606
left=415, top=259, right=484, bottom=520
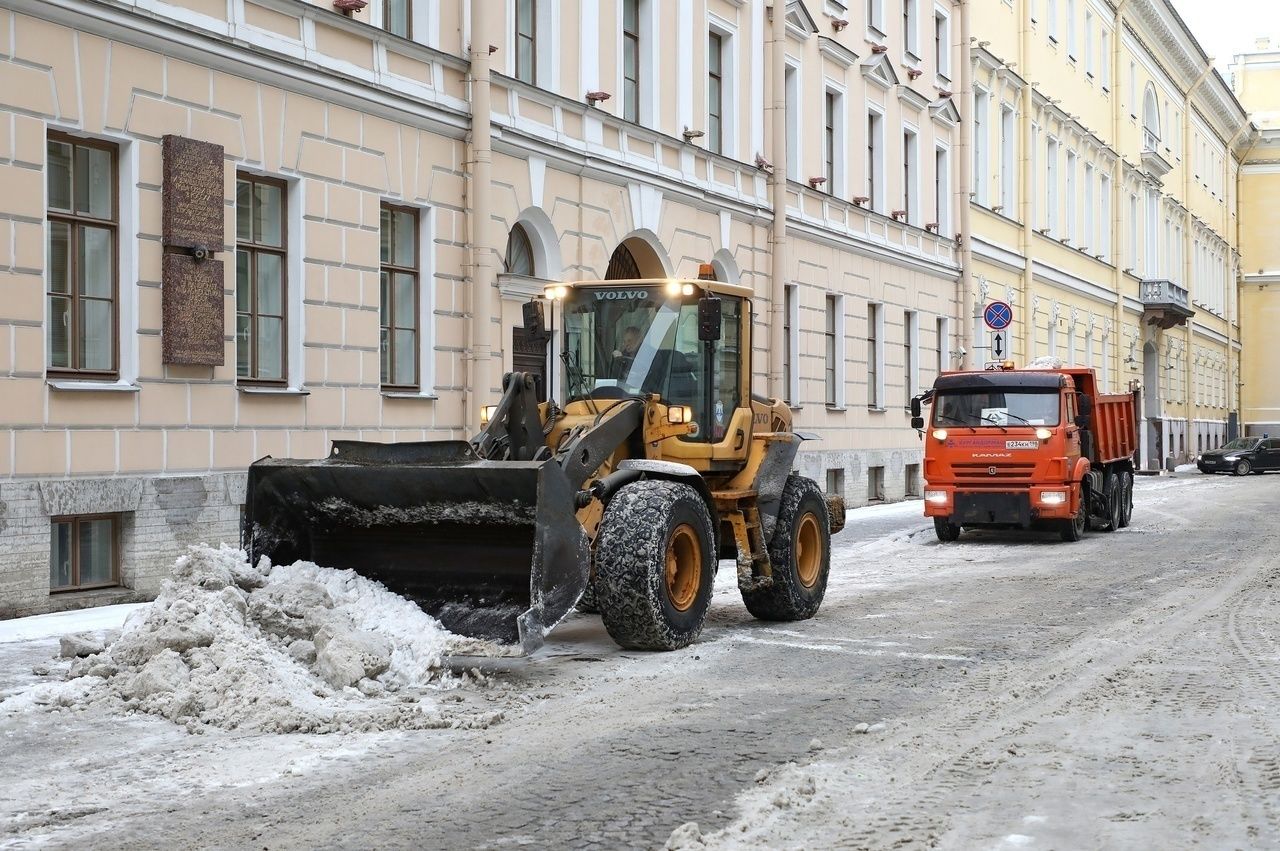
left=610, top=325, right=644, bottom=379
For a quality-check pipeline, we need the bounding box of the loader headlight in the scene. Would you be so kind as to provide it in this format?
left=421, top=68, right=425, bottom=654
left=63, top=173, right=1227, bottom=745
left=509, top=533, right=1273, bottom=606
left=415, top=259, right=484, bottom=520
left=667, top=404, right=694, bottom=424
left=543, top=285, right=568, bottom=300
left=932, top=429, right=948, bottom=441
left=1039, top=490, right=1067, bottom=505
left=664, top=281, right=696, bottom=297
left=1035, top=427, right=1053, bottom=440
left=480, top=405, right=497, bottom=425
left=924, top=489, right=949, bottom=504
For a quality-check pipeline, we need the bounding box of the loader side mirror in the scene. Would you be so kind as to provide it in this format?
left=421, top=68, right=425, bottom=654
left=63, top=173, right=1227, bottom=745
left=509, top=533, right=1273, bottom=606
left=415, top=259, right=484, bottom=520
left=522, top=299, right=546, bottom=337
left=697, top=294, right=722, bottom=342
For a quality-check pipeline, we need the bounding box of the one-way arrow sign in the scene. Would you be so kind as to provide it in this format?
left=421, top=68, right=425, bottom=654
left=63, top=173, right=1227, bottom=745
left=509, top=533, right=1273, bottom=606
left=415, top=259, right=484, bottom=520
left=991, top=331, right=1006, bottom=359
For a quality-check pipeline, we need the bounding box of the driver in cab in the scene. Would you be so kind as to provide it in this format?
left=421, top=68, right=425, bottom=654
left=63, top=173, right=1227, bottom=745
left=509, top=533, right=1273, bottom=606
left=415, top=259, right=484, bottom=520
left=610, top=325, right=643, bottom=379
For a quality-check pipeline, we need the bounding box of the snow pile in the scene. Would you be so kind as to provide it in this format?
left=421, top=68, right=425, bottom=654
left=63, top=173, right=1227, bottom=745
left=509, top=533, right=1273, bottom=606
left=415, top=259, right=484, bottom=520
left=2, top=544, right=502, bottom=733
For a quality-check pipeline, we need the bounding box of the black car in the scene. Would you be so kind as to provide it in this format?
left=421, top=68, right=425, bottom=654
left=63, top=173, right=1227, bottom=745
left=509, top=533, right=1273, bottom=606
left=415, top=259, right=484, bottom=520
left=1197, top=437, right=1280, bottom=475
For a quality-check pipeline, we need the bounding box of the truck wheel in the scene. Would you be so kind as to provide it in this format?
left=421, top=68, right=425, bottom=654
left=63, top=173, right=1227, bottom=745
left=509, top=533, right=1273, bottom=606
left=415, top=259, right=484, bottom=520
left=742, top=476, right=830, bottom=621
left=1118, top=472, right=1134, bottom=528
left=1059, top=485, right=1087, bottom=542
left=594, top=480, right=715, bottom=650
left=1099, top=475, right=1122, bottom=533
left=933, top=517, right=962, bottom=542
left=1234, top=459, right=1252, bottom=476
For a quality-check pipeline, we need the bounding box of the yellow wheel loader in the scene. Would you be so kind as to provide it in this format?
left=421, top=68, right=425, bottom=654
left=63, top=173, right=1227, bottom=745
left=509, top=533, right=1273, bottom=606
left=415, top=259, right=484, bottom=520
left=244, top=268, right=846, bottom=654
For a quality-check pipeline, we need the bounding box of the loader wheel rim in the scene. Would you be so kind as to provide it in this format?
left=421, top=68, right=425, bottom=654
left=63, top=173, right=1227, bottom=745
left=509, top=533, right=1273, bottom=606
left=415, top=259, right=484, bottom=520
left=795, top=513, right=823, bottom=588
left=665, top=524, right=702, bottom=612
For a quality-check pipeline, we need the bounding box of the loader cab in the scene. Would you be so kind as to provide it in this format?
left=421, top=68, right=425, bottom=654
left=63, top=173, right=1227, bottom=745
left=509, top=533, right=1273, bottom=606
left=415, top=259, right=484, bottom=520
left=558, top=279, right=753, bottom=466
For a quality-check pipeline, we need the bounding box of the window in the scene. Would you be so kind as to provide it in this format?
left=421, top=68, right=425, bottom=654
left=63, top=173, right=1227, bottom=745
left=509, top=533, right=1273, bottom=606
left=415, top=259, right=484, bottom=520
left=1083, top=163, right=1094, bottom=249
left=867, top=0, right=884, bottom=32
left=708, top=31, right=724, bottom=154
left=826, top=468, right=845, bottom=497
left=824, top=91, right=837, bottom=191
left=867, top=302, right=883, bottom=408
left=380, top=204, right=420, bottom=389
left=1084, top=11, right=1093, bottom=76
left=1142, top=85, right=1160, bottom=150
left=935, top=11, right=950, bottom=79
left=515, top=0, right=536, bottom=83
left=1129, top=62, right=1137, bottom=117
left=999, top=104, right=1015, bottom=213
left=384, top=0, right=410, bottom=38
left=46, top=133, right=118, bottom=376
left=903, top=128, right=918, bottom=223
left=236, top=173, right=288, bottom=382
left=825, top=295, right=839, bottom=406
left=50, top=514, right=119, bottom=592
left=905, top=464, right=921, bottom=497
left=622, top=0, right=641, bottom=122
left=936, top=316, right=951, bottom=375
left=935, top=145, right=950, bottom=233
left=1099, top=173, right=1112, bottom=261
left=505, top=222, right=535, bottom=276
left=973, top=89, right=989, bottom=205
left=1129, top=193, right=1140, bottom=271
left=1066, top=0, right=1077, bottom=58
left=1100, top=29, right=1111, bottom=89
left=868, top=465, right=885, bottom=501
left=785, top=65, right=800, bottom=177
left=867, top=109, right=883, bottom=210
left=1046, top=137, right=1059, bottom=235
left=1065, top=150, right=1077, bottom=243
left=904, top=309, right=918, bottom=406
left=782, top=284, right=800, bottom=405
left=1047, top=0, right=1058, bottom=41
left=903, top=0, right=918, bottom=57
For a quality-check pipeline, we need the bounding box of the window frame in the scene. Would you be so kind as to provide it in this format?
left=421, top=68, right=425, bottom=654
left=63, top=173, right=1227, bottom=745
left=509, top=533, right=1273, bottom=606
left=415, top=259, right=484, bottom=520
left=622, top=0, right=641, bottom=123
left=383, top=0, right=411, bottom=39
left=46, top=131, right=120, bottom=379
left=235, top=172, right=290, bottom=385
left=49, top=513, right=121, bottom=593
left=380, top=202, right=422, bottom=391
left=708, top=30, right=724, bottom=154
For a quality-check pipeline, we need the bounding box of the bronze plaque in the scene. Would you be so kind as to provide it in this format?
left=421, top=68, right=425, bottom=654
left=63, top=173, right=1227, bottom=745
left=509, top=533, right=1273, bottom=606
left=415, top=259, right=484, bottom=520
left=162, top=135, right=224, bottom=250
left=162, top=254, right=225, bottom=366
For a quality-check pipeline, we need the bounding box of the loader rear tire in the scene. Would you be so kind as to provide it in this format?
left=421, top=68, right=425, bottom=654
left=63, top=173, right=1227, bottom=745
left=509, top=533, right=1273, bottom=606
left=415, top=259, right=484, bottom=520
left=741, top=476, right=831, bottom=622
left=595, top=480, right=715, bottom=651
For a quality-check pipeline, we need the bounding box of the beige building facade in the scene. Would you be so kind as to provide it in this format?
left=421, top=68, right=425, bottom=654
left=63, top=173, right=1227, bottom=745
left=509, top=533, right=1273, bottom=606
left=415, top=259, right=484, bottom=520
left=0, top=0, right=968, bottom=617
left=966, top=0, right=1251, bottom=472
left=1233, top=41, right=1280, bottom=437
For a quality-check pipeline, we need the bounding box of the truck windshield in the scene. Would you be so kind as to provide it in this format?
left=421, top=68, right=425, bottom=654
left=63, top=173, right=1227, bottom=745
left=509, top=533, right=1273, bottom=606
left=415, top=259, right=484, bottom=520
left=933, top=390, right=1061, bottom=428
left=561, top=286, right=742, bottom=442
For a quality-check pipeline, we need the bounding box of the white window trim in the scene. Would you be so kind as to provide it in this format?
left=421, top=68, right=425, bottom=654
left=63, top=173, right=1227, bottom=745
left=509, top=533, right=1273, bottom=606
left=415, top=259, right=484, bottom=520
left=867, top=0, right=885, bottom=36
left=1046, top=136, right=1059, bottom=236
left=973, top=86, right=990, bottom=206
left=904, top=309, right=919, bottom=403
left=617, top=0, right=658, bottom=125
left=827, top=293, right=846, bottom=408
left=785, top=59, right=802, bottom=179
left=933, top=5, right=951, bottom=82
left=1065, top=149, right=1077, bottom=244
left=867, top=103, right=886, bottom=211
left=934, top=141, right=951, bottom=234
left=903, top=123, right=920, bottom=224
left=785, top=283, right=800, bottom=406
left=868, top=301, right=885, bottom=409
left=999, top=103, right=1015, bottom=214
left=1100, top=28, right=1111, bottom=90
left=286, top=176, right=306, bottom=391
left=824, top=82, right=847, bottom=197
left=708, top=16, right=738, bottom=160
left=935, top=315, right=952, bottom=376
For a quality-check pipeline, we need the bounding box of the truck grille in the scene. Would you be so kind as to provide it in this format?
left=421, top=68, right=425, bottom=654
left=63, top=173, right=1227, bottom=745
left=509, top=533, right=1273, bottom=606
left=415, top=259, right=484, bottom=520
left=952, top=462, right=1037, bottom=480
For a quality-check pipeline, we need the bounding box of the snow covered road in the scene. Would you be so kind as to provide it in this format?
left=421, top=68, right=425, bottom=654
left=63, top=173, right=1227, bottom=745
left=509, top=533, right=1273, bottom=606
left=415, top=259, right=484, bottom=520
left=3, top=470, right=1279, bottom=849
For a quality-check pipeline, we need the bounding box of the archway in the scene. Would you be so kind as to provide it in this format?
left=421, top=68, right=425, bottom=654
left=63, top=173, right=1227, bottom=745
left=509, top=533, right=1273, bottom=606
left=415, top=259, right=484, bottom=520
left=709, top=248, right=742, bottom=286
left=504, top=207, right=562, bottom=281
left=605, top=231, right=672, bottom=279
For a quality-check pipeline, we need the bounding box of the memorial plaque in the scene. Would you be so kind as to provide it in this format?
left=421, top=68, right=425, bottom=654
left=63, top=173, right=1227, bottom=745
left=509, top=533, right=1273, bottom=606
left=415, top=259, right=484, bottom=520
left=162, top=254, right=225, bottom=366
left=162, top=135, right=224, bottom=250
left=162, top=134, right=226, bottom=365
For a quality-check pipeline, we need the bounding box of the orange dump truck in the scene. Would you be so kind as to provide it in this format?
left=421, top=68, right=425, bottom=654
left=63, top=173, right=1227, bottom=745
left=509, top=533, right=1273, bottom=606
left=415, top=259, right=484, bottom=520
left=910, top=363, right=1138, bottom=543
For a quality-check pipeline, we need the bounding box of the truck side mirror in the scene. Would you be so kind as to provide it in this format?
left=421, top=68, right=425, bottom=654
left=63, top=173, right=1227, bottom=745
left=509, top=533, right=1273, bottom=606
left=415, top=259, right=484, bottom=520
left=910, top=416, right=925, bottom=430
left=697, top=294, right=722, bottom=342
left=910, top=397, right=922, bottom=418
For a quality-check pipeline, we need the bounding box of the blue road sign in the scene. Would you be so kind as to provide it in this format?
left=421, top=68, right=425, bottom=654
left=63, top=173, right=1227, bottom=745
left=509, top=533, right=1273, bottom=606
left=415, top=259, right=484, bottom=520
left=984, top=301, right=1013, bottom=331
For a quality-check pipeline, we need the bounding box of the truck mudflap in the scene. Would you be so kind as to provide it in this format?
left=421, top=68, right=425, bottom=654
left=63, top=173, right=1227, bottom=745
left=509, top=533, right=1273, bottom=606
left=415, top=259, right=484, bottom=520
left=244, top=440, right=590, bottom=655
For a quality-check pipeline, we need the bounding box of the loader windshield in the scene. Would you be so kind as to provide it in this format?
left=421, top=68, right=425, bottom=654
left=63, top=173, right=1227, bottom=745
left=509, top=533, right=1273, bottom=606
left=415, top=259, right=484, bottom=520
left=933, top=389, right=1062, bottom=428
left=562, top=286, right=742, bottom=442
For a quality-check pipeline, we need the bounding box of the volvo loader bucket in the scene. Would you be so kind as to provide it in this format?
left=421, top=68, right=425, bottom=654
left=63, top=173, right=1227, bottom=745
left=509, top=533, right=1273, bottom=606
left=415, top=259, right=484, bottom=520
left=244, top=440, right=590, bottom=654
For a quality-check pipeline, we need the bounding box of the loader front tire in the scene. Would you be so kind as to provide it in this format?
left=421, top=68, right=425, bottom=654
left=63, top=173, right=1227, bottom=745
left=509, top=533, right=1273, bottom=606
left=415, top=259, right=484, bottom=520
left=595, top=480, right=715, bottom=651
left=741, top=475, right=831, bottom=622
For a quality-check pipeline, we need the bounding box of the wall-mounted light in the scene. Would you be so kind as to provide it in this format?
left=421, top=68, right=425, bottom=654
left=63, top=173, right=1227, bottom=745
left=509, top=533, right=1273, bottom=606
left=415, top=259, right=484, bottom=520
left=682, top=127, right=705, bottom=141
left=925, top=222, right=939, bottom=233
left=754, top=153, right=774, bottom=172
left=586, top=91, right=611, bottom=105
left=871, top=44, right=888, bottom=54
left=852, top=196, right=870, bottom=207
left=907, top=68, right=923, bottom=80
left=333, top=0, right=367, bottom=14
left=808, top=176, right=828, bottom=189
left=891, top=209, right=907, bottom=221
left=832, top=19, right=849, bottom=32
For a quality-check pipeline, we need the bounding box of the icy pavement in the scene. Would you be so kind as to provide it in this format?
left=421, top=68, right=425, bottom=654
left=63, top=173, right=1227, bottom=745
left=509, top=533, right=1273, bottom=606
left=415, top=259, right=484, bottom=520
left=2, top=469, right=1278, bottom=849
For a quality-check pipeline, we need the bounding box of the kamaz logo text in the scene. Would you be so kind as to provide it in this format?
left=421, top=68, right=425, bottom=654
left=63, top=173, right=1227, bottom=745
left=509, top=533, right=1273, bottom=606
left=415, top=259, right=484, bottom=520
left=594, top=290, right=651, bottom=300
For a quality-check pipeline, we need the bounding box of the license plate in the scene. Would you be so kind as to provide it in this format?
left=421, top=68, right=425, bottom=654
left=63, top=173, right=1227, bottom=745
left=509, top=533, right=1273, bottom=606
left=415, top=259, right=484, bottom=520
left=1006, top=440, right=1039, bottom=449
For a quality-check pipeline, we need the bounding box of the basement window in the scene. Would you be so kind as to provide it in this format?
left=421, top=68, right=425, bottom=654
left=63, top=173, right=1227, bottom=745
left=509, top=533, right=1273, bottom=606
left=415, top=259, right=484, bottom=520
left=50, top=514, right=120, bottom=592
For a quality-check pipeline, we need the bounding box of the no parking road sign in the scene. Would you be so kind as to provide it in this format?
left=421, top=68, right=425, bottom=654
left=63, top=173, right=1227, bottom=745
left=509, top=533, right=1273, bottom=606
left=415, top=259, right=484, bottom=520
left=983, top=300, right=1013, bottom=331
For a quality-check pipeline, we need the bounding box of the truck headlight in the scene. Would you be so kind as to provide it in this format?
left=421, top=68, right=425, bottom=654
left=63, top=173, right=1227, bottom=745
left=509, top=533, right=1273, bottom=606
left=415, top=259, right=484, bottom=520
left=1039, top=490, right=1067, bottom=505
left=1035, top=427, right=1052, bottom=440
left=924, top=489, right=949, bottom=504
left=932, top=429, right=948, bottom=441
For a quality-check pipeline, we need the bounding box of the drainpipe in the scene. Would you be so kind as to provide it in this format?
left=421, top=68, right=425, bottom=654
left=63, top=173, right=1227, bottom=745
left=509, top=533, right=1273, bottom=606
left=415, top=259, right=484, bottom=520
left=1018, top=0, right=1033, bottom=364
left=1112, top=0, right=1137, bottom=463
left=468, top=2, right=497, bottom=426
left=1180, top=63, right=1216, bottom=458
left=956, top=0, right=973, bottom=370
left=1232, top=127, right=1261, bottom=437
left=768, top=0, right=788, bottom=401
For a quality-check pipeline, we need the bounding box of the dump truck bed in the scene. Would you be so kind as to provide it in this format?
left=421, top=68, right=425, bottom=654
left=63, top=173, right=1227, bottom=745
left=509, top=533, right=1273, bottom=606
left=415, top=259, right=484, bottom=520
left=1057, top=368, right=1137, bottom=465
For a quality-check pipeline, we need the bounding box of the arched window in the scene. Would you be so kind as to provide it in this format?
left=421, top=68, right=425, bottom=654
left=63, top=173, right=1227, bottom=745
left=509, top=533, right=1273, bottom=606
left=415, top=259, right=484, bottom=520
left=605, top=244, right=642, bottom=280
left=1142, top=85, right=1161, bottom=151
left=504, top=223, right=535, bottom=276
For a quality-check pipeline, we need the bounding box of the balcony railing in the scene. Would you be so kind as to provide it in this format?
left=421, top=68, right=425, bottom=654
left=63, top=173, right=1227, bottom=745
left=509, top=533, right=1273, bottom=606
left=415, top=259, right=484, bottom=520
left=1140, top=278, right=1194, bottom=328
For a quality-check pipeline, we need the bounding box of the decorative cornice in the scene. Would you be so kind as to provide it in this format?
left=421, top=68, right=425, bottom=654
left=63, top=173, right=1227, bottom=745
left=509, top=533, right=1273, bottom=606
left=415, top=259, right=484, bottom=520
left=817, top=36, right=858, bottom=69
left=860, top=52, right=899, bottom=91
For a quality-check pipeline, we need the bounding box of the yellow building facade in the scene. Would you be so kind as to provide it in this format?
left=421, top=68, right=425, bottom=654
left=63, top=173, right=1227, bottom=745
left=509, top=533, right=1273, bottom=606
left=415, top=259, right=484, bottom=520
left=1234, top=41, right=1280, bottom=437
left=967, top=0, right=1249, bottom=470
